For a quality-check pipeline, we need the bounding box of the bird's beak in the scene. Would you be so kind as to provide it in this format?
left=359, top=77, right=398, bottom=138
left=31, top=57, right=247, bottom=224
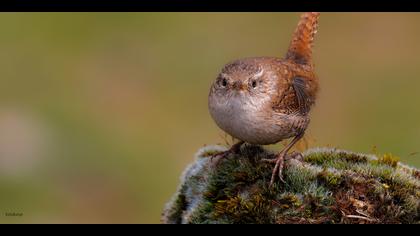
left=232, top=81, right=246, bottom=91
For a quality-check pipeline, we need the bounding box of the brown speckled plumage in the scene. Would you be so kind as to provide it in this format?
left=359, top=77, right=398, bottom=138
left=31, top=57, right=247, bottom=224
left=208, top=13, right=320, bottom=186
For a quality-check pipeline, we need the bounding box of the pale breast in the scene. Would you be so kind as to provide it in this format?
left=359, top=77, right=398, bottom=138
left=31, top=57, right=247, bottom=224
left=208, top=93, right=299, bottom=145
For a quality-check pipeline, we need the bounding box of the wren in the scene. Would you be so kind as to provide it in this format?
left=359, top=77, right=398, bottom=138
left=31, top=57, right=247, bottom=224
left=208, top=12, right=320, bottom=186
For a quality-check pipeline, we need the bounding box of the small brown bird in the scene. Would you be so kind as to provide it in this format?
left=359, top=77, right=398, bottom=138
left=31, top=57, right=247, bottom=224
left=208, top=12, right=320, bottom=186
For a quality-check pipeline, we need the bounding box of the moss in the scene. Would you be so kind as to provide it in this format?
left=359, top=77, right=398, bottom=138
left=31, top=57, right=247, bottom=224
left=304, top=149, right=367, bottom=167
left=317, top=169, right=343, bottom=188
left=413, top=169, right=420, bottom=180
left=162, top=188, right=187, bottom=224
left=376, top=153, right=400, bottom=168
left=162, top=145, right=420, bottom=224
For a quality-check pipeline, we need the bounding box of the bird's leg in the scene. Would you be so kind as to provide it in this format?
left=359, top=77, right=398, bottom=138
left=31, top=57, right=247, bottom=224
left=211, top=141, right=245, bottom=161
left=264, top=132, right=304, bottom=186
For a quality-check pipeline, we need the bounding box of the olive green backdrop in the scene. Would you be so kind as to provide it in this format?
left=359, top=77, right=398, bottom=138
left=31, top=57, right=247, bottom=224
left=0, top=13, right=419, bottom=223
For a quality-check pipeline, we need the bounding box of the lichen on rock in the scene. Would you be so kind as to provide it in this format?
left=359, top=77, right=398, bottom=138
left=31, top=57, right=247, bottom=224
left=162, top=144, right=420, bottom=224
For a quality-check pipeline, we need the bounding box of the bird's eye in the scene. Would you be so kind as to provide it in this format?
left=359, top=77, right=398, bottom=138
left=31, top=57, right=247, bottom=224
left=251, top=80, right=257, bottom=88
left=221, top=78, right=228, bottom=87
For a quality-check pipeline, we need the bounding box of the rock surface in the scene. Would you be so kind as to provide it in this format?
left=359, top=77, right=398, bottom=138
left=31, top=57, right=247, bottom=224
left=162, top=144, right=420, bottom=224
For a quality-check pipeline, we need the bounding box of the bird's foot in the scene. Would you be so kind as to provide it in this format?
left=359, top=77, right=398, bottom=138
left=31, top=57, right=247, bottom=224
left=210, top=141, right=244, bottom=162
left=262, top=151, right=304, bottom=186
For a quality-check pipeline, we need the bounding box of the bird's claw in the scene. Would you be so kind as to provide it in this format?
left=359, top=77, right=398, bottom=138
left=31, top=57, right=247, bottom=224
left=261, top=159, right=277, bottom=163
left=269, top=152, right=285, bottom=187
left=261, top=155, right=277, bottom=163
left=210, top=141, right=245, bottom=163
left=210, top=150, right=230, bottom=162
left=264, top=151, right=304, bottom=187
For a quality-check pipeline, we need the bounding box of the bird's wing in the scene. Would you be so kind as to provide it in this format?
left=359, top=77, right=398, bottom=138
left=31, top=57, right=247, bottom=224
left=292, top=76, right=310, bottom=115
left=271, top=77, right=310, bottom=116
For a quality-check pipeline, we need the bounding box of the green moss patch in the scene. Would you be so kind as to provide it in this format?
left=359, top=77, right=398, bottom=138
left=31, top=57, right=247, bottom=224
left=162, top=145, right=420, bottom=224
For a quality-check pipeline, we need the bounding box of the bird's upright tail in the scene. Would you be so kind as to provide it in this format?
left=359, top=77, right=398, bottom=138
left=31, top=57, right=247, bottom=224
left=285, top=12, right=320, bottom=66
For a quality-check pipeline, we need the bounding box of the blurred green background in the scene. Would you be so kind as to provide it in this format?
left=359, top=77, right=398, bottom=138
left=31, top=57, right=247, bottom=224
left=0, top=13, right=419, bottom=223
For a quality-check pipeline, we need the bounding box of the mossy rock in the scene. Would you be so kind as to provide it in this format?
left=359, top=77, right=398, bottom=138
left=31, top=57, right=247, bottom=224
left=162, top=145, right=420, bottom=224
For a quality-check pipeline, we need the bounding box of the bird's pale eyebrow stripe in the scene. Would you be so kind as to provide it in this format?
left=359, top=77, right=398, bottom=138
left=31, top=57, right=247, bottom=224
left=220, top=73, right=230, bottom=79
left=253, top=69, right=264, bottom=78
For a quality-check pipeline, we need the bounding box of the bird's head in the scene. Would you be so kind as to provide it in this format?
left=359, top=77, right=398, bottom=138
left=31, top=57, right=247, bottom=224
left=209, top=58, right=279, bottom=105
